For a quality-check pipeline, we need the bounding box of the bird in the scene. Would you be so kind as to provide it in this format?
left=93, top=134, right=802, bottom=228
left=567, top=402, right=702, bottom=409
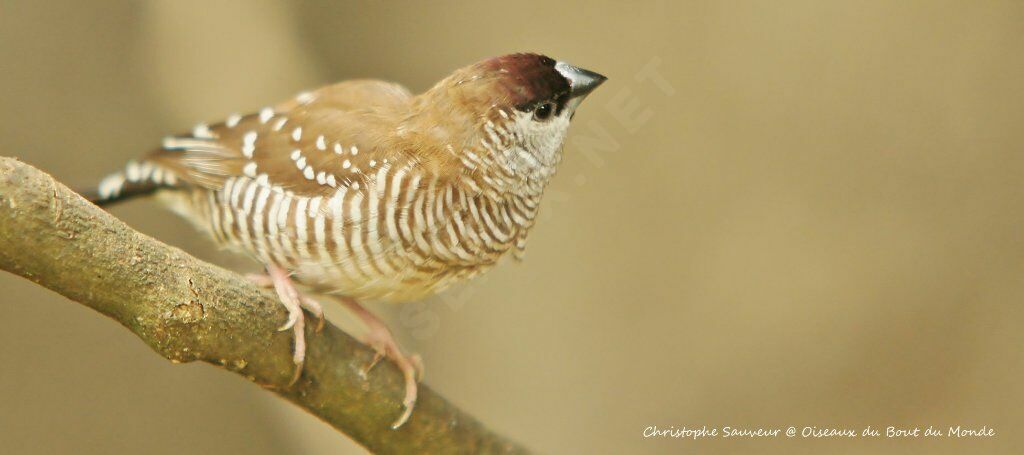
left=82, top=53, right=606, bottom=428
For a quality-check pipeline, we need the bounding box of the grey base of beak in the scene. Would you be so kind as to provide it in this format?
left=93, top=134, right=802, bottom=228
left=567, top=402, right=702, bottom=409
left=556, top=61, right=607, bottom=102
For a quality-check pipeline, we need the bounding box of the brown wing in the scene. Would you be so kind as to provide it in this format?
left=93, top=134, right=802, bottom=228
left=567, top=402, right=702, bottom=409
left=148, top=80, right=417, bottom=197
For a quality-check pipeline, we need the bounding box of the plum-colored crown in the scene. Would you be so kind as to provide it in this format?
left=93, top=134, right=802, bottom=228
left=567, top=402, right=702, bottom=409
left=477, top=53, right=571, bottom=109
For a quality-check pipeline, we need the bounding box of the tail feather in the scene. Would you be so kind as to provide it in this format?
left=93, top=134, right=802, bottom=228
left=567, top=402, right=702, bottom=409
left=82, top=160, right=180, bottom=207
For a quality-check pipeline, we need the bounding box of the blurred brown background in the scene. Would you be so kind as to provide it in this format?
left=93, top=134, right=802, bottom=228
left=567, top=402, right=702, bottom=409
left=1, top=0, right=1022, bottom=453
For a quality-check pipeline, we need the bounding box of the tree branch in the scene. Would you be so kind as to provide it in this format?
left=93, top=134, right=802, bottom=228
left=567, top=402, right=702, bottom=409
left=0, top=157, right=528, bottom=454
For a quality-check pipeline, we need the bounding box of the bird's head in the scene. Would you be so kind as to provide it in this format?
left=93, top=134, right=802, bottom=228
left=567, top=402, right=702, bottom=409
left=413, top=53, right=606, bottom=194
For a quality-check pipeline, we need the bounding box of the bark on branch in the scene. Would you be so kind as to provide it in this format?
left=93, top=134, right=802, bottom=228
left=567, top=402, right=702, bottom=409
left=0, top=157, right=527, bottom=454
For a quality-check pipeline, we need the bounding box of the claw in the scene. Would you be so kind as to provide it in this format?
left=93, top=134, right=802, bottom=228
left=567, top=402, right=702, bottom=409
left=391, top=357, right=419, bottom=429
left=278, top=308, right=300, bottom=332
left=288, top=360, right=304, bottom=387
left=392, top=394, right=415, bottom=430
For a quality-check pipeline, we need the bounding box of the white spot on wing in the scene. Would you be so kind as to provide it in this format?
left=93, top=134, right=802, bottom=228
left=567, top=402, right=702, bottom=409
left=126, top=161, right=141, bottom=181
left=243, top=162, right=258, bottom=177
left=151, top=167, right=165, bottom=184
left=242, top=131, right=257, bottom=158
left=259, top=108, right=274, bottom=123
left=193, top=123, right=214, bottom=139
left=98, top=173, right=126, bottom=198
left=138, top=162, right=154, bottom=181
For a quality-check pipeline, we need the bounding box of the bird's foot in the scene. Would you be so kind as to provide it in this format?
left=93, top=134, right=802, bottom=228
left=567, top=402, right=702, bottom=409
left=264, top=266, right=310, bottom=386
left=362, top=325, right=422, bottom=430
left=340, top=296, right=423, bottom=429
left=253, top=272, right=417, bottom=426
left=248, top=272, right=325, bottom=332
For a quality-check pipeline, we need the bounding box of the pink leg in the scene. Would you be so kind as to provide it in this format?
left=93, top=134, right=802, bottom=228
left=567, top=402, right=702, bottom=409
left=339, top=296, right=423, bottom=429
left=247, top=272, right=324, bottom=332
left=249, top=272, right=420, bottom=428
left=265, top=265, right=307, bottom=385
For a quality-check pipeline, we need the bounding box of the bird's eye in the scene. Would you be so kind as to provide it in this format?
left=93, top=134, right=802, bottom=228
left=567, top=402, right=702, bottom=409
left=533, top=102, right=554, bottom=121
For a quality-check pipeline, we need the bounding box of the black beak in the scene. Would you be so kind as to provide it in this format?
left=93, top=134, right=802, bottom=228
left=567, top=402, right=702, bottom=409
left=555, top=61, right=607, bottom=101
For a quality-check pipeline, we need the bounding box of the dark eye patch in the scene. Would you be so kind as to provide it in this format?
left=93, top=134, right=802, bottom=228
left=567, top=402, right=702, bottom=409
left=515, top=90, right=570, bottom=117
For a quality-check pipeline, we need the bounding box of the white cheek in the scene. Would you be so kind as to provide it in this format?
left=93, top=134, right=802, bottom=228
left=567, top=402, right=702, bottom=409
left=511, top=111, right=571, bottom=165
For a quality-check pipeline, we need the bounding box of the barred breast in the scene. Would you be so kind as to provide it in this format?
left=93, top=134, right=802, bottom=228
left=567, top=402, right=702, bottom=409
left=171, top=162, right=542, bottom=303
